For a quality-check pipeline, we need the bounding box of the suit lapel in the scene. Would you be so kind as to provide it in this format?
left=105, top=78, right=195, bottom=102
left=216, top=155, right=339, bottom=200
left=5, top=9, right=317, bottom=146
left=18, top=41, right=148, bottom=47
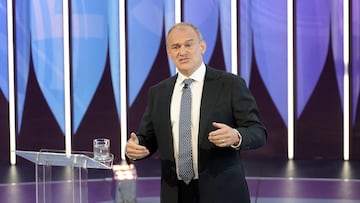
left=160, top=75, right=177, bottom=128
left=157, top=76, right=177, bottom=156
left=198, top=67, right=222, bottom=145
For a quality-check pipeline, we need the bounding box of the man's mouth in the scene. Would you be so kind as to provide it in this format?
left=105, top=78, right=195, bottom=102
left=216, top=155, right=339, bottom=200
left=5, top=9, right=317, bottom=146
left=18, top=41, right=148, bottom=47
left=179, top=58, right=189, bottom=63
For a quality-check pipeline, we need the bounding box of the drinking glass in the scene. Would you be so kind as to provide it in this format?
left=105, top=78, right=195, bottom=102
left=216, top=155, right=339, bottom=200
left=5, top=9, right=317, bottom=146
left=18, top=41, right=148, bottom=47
left=93, top=138, right=110, bottom=161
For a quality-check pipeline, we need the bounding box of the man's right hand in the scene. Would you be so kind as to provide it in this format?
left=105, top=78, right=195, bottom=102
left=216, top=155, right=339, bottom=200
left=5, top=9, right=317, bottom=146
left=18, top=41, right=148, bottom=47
left=125, top=132, right=150, bottom=160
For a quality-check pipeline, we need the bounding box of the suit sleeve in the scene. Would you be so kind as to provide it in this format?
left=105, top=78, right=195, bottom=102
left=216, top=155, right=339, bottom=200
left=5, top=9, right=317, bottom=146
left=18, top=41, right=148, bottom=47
left=232, top=77, right=267, bottom=150
left=135, top=87, right=159, bottom=156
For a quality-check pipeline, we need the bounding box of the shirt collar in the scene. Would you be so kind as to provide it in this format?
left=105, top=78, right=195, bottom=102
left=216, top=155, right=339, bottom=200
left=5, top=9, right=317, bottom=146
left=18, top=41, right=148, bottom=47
left=177, top=62, right=206, bottom=84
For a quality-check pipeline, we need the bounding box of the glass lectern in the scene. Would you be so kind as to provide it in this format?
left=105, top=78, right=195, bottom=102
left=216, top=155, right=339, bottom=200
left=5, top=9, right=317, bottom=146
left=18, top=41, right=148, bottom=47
left=16, top=149, right=113, bottom=203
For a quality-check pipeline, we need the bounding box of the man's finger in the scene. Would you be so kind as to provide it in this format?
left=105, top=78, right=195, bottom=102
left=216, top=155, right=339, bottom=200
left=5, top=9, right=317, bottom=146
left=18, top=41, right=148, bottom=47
left=129, top=132, right=139, bottom=143
left=212, top=122, right=227, bottom=129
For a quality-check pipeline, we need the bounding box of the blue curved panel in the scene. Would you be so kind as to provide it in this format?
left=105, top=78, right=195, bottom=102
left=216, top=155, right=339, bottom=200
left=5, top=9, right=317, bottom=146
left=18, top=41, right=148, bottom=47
left=251, top=0, right=288, bottom=125
left=29, top=0, right=65, bottom=132
left=183, top=0, right=219, bottom=64
left=71, top=0, right=109, bottom=132
left=108, top=0, right=120, bottom=118
left=331, top=0, right=344, bottom=112
left=219, top=0, right=232, bottom=72
left=15, top=0, right=31, bottom=133
left=239, top=0, right=253, bottom=84
left=296, top=0, right=331, bottom=117
left=352, top=0, right=360, bottom=125
left=164, top=0, right=176, bottom=76
left=0, top=0, right=8, bottom=100
left=127, top=0, right=164, bottom=106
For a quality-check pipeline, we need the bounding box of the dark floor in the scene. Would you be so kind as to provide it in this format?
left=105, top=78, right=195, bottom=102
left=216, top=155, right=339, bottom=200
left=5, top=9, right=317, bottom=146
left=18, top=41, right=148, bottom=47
left=1, top=157, right=360, bottom=184
left=1, top=157, right=360, bottom=203
left=133, top=157, right=360, bottom=179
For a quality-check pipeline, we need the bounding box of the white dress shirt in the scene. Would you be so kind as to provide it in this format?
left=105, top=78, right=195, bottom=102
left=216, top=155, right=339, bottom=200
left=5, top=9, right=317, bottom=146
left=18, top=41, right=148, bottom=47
left=171, top=63, right=206, bottom=180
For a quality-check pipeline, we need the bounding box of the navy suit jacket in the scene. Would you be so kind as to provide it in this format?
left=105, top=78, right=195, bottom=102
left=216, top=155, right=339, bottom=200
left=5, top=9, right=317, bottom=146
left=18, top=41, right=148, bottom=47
left=136, top=65, right=267, bottom=203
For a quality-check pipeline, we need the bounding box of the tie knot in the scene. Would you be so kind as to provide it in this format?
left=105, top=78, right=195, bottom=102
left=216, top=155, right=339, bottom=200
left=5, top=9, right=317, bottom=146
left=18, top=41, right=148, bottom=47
left=183, top=78, right=194, bottom=88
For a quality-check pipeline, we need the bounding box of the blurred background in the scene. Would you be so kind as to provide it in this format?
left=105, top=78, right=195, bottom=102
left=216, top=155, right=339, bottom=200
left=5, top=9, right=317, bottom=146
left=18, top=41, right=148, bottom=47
left=0, top=0, right=359, bottom=167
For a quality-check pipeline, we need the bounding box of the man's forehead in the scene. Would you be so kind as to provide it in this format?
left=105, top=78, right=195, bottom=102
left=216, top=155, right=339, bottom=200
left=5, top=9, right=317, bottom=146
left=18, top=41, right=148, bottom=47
left=169, top=38, right=195, bottom=45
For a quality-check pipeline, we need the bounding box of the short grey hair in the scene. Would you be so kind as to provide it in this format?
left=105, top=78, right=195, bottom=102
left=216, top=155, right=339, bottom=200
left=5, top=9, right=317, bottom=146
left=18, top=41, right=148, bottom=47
left=167, top=22, right=203, bottom=42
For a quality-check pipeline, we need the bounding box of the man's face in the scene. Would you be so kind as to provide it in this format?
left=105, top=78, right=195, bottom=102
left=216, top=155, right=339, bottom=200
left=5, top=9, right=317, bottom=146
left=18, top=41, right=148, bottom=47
left=166, top=26, right=206, bottom=77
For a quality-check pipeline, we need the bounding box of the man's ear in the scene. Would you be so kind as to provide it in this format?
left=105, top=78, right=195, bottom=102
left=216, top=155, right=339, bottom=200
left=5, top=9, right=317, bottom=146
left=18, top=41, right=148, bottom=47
left=200, top=41, right=207, bottom=54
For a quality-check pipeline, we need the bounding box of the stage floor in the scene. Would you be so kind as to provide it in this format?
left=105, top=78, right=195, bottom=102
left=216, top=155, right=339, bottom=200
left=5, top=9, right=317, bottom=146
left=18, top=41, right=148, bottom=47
left=1, top=158, right=360, bottom=203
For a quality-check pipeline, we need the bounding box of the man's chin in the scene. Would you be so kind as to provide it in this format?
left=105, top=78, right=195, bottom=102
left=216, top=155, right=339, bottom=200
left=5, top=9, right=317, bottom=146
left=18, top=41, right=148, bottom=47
left=177, top=66, right=191, bottom=71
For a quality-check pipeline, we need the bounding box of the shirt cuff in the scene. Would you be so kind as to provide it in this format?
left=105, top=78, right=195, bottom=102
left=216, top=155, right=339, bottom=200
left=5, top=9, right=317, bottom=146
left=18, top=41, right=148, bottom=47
left=231, top=129, right=242, bottom=150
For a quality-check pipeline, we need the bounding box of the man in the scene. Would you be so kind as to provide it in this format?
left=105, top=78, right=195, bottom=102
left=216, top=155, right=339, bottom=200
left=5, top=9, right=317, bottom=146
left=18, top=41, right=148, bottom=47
left=126, top=22, right=267, bottom=203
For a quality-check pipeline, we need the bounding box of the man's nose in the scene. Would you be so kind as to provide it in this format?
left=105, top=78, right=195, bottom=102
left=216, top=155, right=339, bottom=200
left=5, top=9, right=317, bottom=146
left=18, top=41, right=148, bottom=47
left=179, top=46, right=187, bottom=54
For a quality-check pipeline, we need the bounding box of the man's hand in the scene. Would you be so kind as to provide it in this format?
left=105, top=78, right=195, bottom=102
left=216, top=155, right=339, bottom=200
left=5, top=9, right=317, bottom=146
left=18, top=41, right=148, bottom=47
left=125, top=132, right=150, bottom=160
left=208, top=122, right=241, bottom=147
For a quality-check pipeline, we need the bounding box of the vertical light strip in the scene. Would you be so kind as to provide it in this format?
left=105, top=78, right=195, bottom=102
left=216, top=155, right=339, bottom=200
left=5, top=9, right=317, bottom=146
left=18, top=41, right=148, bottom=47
left=175, top=0, right=181, bottom=23
left=287, top=0, right=295, bottom=159
left=343, top=0, right=350, bottom=161
left=63, top=0, right=72, bottom=156
left=231, top=0, right=238, bottom=75
left=7, top=0, right=16, bottom=164
left=119, top=0, right=127, bottom=161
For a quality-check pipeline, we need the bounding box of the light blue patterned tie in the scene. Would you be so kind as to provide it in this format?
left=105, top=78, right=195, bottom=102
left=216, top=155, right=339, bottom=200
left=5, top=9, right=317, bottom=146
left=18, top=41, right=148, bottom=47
left=178, top=78, right=194, bottom=184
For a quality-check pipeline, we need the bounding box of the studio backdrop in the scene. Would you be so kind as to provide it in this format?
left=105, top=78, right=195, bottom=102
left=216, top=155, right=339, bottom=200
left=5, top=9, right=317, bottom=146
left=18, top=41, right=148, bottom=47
left=0, top=0, right=359, bottom=164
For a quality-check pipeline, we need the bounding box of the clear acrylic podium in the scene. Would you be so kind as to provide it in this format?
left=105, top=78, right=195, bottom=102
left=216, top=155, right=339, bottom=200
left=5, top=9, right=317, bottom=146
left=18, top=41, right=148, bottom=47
left=16, top=149, right=113, bottom=203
